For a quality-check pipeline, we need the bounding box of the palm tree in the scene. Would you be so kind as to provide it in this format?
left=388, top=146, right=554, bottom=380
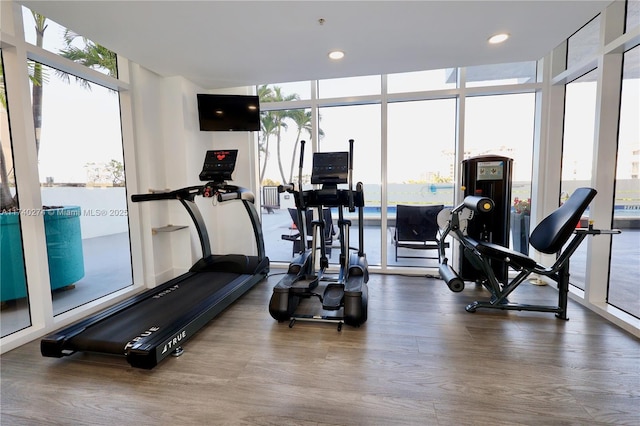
left=257, top=85, right=276, bottom=183
left=31, top=12, right=47, bottom=156
left=287, top=109, right=322, bottom=183
left=273, top=109, right=290, bottom=183
left=1, top=12, right=118, bottom=211
left=259, top=111, right=278, bottom=183
left=268, top=87, right=299, bottom=183
left=56, top=29, right=118, bottom=86
left=258, top=85, right=301, bottom=184
left=0, top=12, right=48, bottom=211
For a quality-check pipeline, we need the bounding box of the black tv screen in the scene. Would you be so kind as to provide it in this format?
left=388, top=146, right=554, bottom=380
left=197, top=94, right=260, bottom=131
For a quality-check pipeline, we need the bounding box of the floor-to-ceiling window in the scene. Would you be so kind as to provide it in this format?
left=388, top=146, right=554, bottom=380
left=21, top=10, right=132, bottom=315
left=609, top=44, right=639, bottom=318
left=549, top=1, right=639, bottom=333
left=465, top=93, right=535, bottom=251
left=387, top=98, right=456, bottom=266
left=560, top=70, right=597, bottom=289
left=317, top=102, right=382, bottom=265
left=561, top=17, right=600, bottom=290
left=259, top=105, right=314, bottom=263
left=32, top=62, right=132, bottom=315
left=258, top=65, right=538, bottom=269
left=257, top=83, right=314, bottom=263
left=1, top=4, right=134, bottom=349
left=1, top=51, right=31, bottom=337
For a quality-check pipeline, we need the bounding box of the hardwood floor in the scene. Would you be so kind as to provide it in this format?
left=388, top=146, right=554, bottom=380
left=1, top=271, right=638, bottom=425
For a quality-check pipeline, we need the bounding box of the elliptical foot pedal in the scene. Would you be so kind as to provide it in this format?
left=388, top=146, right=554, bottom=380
left=322, top=284, right=344, bottom=310
left=291, top=275, right=319, bottom=292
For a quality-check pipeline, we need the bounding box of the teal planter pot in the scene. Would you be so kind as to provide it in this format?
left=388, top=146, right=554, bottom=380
left=44, top=206, right=85, bottom=291
left=0, top=211, right=27, bottom=302
left=0, top=206, right=85, bottom=302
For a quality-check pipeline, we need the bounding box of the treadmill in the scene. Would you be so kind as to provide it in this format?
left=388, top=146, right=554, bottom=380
left=41, top=149, right=269, bottom=369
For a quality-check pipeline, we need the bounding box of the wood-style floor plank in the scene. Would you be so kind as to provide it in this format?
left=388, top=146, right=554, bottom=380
left=1, top=272, right=638, bottom=425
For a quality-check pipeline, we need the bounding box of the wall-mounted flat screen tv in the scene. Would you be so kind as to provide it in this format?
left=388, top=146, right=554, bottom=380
left=197, top=94, right=260, bottom=131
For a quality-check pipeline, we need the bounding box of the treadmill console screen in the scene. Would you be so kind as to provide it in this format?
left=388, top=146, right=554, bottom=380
left=199, top=149, right=238, bottom=182
left=311, top=152, right=349, bottom=185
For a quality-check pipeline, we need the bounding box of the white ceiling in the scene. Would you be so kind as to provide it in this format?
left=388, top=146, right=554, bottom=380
left=19, top=1, right=613, bottom=90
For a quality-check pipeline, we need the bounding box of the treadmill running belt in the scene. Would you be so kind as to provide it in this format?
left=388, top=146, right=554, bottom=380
left=71, top=271, right=241, bottom=355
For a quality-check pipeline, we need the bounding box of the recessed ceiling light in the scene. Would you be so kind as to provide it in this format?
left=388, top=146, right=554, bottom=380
left=328, top=50, right=345, bottom=60
left=488, top=33, right=510, bottom=44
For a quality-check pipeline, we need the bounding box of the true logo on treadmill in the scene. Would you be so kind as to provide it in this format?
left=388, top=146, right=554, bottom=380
left=123, top=326, right=160, bottom=352
left=161, top=330, right=187, bottom=354
left=152, top=284, right=179, bottom=299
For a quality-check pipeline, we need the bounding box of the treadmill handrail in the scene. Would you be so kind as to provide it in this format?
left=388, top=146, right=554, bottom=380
left=216, top=184, right=255, bottom=203
left=131, top=182, right=265, bottom=262
left=133, top=185, right=212, bottom=257
left=131, top=186, right=203, bottom=203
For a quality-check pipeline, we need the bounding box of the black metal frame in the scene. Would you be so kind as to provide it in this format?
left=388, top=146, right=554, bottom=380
left=438, top=189, right=620, bottom=319
left=41, top=153, right=269, bottom=368
left=269, top=139, right=368, bottom=330
left=393, top=204, right=448, bottom=261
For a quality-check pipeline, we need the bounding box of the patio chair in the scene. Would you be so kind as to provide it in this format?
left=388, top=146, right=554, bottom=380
left=282, top=208, right=335, bottom=256
left=393, top=204, right=447, bottom=261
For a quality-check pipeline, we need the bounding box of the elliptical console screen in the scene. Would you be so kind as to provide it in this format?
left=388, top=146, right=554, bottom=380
left=199, top=149, right=238, bottom=182
left=311, top=151, right=349, bottom=185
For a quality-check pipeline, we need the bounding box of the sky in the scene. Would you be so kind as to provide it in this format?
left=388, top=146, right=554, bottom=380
left=23, top=9, right=123, bottom=184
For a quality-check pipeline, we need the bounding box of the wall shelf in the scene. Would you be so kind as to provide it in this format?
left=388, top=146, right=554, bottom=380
left=152, top=225, right=188, bottom=234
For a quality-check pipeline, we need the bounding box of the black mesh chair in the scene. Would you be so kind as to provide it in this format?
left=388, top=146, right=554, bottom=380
left=393, top=204, right=447, bottom=262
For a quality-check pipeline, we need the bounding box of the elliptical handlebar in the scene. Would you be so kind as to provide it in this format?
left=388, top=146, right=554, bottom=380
left=348, top=139, right=355, bottom=212
left=297, top=140, right=307, bottom=210
left=278, top=183, right=295, bottom=193
left=295, top=140, right=309, bottom=244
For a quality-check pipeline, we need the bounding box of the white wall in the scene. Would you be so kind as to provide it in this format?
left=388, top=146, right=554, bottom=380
left=129, top=69, right=260, bottom=284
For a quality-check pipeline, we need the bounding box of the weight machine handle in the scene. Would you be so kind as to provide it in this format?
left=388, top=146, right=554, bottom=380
left=575, top=228, right=621, bottom=235
left=451, top=195, right=494, bottom=214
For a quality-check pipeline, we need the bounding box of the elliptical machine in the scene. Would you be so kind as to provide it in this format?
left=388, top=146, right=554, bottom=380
left=269, top=139, right=368, bottom=330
